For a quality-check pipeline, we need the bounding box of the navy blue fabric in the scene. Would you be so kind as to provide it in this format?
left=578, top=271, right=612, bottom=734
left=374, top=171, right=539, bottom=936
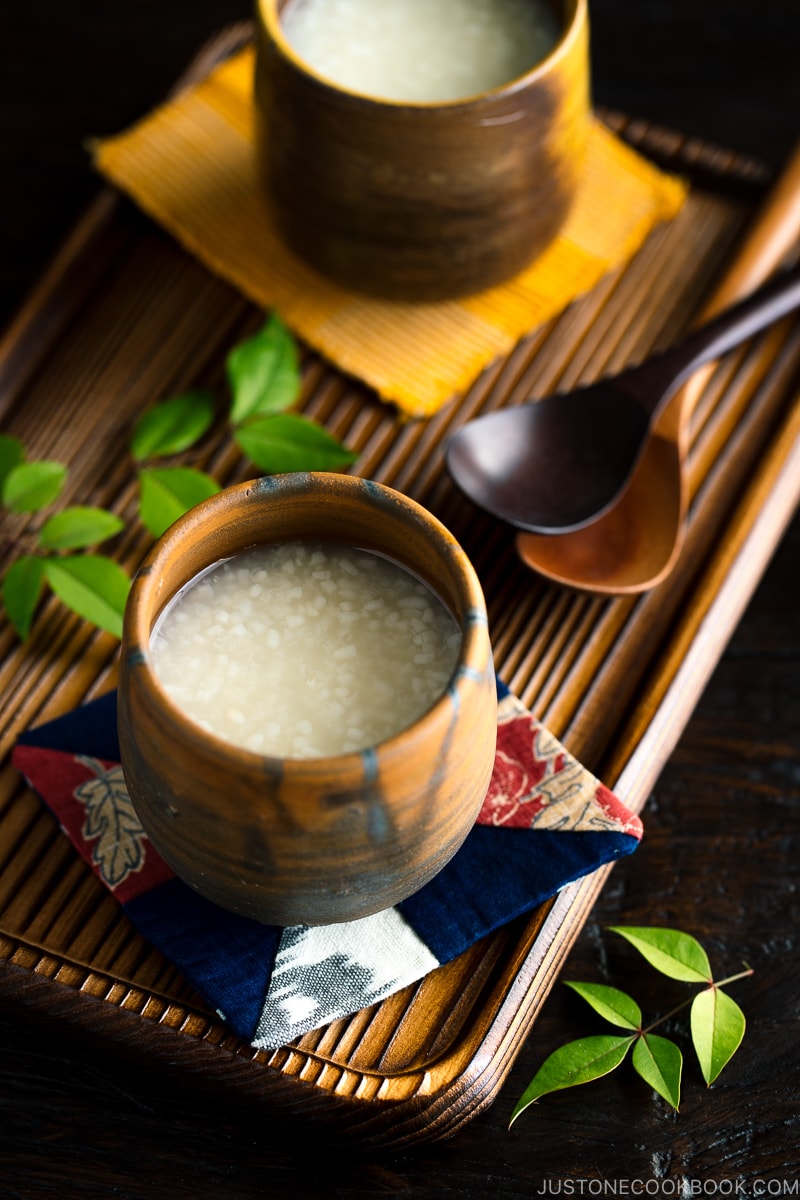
left=398, top=824, right=636, bottom=962
left=18, top=692, right=120, bottom=761
left=127, top=878, right=282, bottom=1040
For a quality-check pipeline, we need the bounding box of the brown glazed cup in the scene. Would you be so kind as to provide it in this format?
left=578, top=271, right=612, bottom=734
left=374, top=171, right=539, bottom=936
left=253, top=0, right=590, bottom=300
left=117, top=473, right=497, bottom=927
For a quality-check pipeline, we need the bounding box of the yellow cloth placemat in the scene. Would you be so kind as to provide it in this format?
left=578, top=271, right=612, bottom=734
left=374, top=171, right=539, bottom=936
left=92, top=46, right=687, bottom=418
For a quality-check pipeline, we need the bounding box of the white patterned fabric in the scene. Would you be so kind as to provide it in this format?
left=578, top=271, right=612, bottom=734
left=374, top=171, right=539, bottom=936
left=255, top=908, right=439, bottom=1047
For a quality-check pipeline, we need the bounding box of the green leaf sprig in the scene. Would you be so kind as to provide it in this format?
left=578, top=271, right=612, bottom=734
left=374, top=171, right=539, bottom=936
left=131, top=391, right=221, bottom=539
left=227, top=314, right=356, bottom=474
left=1, top=434, right=127, bottom=638
left=509, top=926, right=753, bottom=1127
left=131, top=313, right=356, bottom=538
left=2, top=312, right=357, bottom=637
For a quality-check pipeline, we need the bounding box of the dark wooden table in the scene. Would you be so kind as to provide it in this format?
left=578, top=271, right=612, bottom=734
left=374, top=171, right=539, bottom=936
left=1, top=3, right=798, bottom=1196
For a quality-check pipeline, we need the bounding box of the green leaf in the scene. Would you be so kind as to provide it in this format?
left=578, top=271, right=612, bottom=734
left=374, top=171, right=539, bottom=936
left=691, top=987, right=746, bottom=1085
left=565, top=982, right=642, bottom=1030
left=632, top=1033, right=682, bottom=1110
left=2, top=460, right=67, bottom=513
left=38, top=506, right=125, bottom=551
left=234, top=413, right=357, bottom=475
left=0, top=434, right=24, bottom=494
left=2, top=555, right=45, bottom=639
left=130, top=392, right=216, bottom=461
left=609, top=926, right=712, bottom=983
left=508, top=1035, right=634, bottom=1127
left=228, top=313, right=301, bottom=424
left=43, top=555, right=130, bottom=639
left=138, top=466, right=220, bottom=538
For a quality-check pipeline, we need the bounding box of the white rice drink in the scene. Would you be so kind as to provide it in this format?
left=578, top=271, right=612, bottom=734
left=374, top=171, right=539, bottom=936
left=150, top=541, right=462, bottom=758
left=280, top=0, right=560, bottom=103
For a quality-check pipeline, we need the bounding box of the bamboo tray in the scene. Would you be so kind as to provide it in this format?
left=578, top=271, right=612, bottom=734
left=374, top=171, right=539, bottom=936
left=2, top=29, right=799, bottom=1148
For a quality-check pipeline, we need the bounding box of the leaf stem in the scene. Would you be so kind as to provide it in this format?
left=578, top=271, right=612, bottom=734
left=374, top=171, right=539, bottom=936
left=642, top=996, right=693, bottom=1035
left=641, top=965, right=753, bottom=1035
left=712, top=966, right=755, bottom=989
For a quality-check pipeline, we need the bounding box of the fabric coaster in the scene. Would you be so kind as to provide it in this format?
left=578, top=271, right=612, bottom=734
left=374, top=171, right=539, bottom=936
left=91, top=45, right=687, bottom=418
left=13, top=681, right=641, bottom=1048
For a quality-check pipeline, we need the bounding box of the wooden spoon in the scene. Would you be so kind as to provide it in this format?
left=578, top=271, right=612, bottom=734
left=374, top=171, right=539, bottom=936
left=446, top=265, right=800, bottom=535
left=514, top=142, right=800, bottom=594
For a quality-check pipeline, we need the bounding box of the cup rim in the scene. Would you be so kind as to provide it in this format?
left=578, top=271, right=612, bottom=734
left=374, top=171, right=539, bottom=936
left=256, top=0, right=586, bottom=110
left=122, top=472, right=493, bottom=778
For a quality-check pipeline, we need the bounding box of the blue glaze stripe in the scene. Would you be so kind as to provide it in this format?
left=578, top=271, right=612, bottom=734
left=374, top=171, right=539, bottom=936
left=361, top=747, right=379, bottom=785
left=466, top=608, right=488, bottom=626
left=360, top=479, right=386, bottom=505
left=361, top=747, right=391, bottom=844
left=458, top=665, right=485, bottom=685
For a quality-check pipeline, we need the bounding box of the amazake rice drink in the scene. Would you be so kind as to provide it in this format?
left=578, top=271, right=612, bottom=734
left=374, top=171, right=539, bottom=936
left=280, top=0, right=560, bottom=102
left=150, top=541, right=463, bottom=758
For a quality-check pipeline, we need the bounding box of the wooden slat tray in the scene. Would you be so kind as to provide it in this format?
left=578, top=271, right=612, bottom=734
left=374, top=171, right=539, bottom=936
left=2, top=30, right=799, bottom=1147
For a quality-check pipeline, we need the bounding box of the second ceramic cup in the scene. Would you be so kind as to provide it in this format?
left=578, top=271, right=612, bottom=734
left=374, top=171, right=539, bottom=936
left=253, top=0, right=590, bottom=301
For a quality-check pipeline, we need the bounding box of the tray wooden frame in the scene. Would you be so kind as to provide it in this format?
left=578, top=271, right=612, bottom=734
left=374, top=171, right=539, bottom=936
left=1, top=27, right=799, bottom=1147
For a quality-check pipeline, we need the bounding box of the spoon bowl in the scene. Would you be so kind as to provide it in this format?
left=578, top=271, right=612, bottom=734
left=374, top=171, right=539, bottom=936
left=445, top=380, right=652, bottom=534
left=516, top=434, right=683, bottom=593
left=446, top=262, right=800, bottom=537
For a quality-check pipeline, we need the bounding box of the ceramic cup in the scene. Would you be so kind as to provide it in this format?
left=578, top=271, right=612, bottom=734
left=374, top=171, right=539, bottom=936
left=253, top=0, right=590, bottom=300
left=117, top=473, right=497, bottom=927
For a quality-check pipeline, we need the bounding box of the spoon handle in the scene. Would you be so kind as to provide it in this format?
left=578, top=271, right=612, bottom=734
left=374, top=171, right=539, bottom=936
left=621, top=260, right=800, bottom=416
left=655, top=139, right=800, bottom=442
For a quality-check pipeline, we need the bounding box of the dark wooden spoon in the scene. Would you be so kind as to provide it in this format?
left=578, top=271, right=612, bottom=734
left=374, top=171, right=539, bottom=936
left=445, top=262, right=800, bottom=535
